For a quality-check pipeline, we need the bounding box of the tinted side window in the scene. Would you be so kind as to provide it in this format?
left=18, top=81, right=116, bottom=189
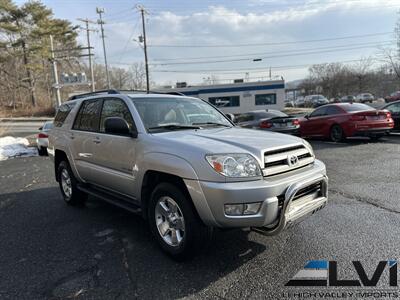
left=100, top=99, right=135, bottom=133
left=255, top=94, right=276, bottom=105
left=54, top=103, right=75, bottom=127
left=73, top=99, right=102, bottom=131
left=310, top=107, right=327, bottom=117
left=325, top=106, right=342, bottom=115
left=235, top=113, right=254, bottom=123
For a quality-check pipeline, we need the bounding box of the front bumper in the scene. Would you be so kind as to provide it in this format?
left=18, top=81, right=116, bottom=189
left=184, top=159, right=328, bottom=231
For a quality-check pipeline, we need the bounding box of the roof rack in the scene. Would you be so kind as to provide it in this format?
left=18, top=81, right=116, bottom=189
left=68, top=89, right=185, bottom=100
left=68, top=89, right=120, bottom=100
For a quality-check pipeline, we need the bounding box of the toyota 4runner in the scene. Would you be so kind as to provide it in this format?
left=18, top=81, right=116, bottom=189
left=48, top=90, right=328, bottom=260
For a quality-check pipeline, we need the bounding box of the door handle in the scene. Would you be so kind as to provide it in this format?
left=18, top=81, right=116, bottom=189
left=69, top=134, right=75, bottom=140
left=93, top=137, right=101, bottom=144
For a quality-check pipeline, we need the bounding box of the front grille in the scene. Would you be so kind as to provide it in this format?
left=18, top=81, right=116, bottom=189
left=263, top=144, right=314, bottom=177
left=293, top=181, right=322, bottom=202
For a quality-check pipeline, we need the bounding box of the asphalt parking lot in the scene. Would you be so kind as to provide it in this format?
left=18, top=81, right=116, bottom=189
left=1, top=136, right=400, bottom=299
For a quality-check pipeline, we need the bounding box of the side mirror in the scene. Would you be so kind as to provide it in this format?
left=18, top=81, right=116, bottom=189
left=225, top=113, right=235, bottom=122
left=304, top=114, right=310, bottom=119
left=38, top=127, right=43, bottom=130
left=104, top=117, right=137, bottom=137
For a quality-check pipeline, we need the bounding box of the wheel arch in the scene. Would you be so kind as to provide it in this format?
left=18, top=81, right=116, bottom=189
left=140, top=170, right=195, bottom=220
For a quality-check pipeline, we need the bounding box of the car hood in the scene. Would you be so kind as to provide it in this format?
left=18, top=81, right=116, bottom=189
left=150, top=127, right=305, bottom=161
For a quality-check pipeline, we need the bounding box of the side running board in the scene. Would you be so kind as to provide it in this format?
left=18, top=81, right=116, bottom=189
left=77, top=184, right=142, bottom=214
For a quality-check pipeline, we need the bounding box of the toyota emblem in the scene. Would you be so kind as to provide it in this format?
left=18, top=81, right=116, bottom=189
left=288, top=155, right=299, bottom=166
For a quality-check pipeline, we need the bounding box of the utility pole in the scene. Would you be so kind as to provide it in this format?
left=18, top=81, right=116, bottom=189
left=96, top=7, right=111, bottom=89
left=50, top=35, right=62, bottom=108
left=137, top=4, right=150, bottom=93
left=77, top=18, right=96, bottom=92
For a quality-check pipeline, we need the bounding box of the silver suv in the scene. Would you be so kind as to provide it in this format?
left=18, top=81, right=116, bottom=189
left=48, top=90, right=328, bottom=260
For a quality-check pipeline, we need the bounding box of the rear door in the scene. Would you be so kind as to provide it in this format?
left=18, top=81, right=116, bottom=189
left=89, top=97, right=139, bottom=199
left=70, top=98, right=102, bottom=182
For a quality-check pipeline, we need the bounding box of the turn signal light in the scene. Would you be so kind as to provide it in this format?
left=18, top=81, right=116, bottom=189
left=386, top=111, right=392, bottom=119
left=292, top=119, right=300, bottom=126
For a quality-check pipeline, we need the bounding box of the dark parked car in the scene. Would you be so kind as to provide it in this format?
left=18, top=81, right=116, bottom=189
left=304, top=95, right=330, bottom=107
left=235, top=110, right=300, bottom=135
left=381, top=100, right=400, bottom=130
left=340, top=95, right=356, bottom=103
left=299, top=103, right=394, bottom=142
left=385, top=91, right=400, bottom=103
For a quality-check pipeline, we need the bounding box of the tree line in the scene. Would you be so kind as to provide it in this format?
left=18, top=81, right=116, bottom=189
left=298, top=13, right=400, bottom=99
left=0, top=0, right=146, bottom=116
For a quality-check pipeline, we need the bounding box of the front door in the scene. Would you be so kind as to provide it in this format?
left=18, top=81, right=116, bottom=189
left=301, top=106, right=328, bottom=136
left=89, top=98, right=139, bottom=199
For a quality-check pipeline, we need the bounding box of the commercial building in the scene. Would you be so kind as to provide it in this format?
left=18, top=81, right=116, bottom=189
left=159, top=79, right=285, bottom=115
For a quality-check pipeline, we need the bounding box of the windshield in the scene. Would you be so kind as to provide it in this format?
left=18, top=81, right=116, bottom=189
left=130, top=97, right=232, bottom=132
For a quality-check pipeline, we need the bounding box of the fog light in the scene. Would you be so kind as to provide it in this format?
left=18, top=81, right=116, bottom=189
left=243, top=203, right=261, bottom=215
left=224, top=204, right=244, bottom=216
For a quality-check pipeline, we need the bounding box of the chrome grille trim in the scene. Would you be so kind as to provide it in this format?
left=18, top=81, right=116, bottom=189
left=263, top=144, right=314, bottom=177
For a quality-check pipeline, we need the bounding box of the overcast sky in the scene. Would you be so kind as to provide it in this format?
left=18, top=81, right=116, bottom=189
left=16, top=0, right=400, bottom=86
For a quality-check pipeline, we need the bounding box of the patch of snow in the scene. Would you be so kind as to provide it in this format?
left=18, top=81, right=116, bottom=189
left=0, top=136, right=38, bottom=161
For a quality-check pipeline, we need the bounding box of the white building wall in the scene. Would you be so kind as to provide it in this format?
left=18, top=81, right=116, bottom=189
left=158, top=80, right=285, bottom=115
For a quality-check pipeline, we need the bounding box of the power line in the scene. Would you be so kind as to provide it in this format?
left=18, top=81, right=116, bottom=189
left=147, top=43, right=391, bottom=66
left=150, top=58, right=378, bottom=74
left=148, top=31, right=393, bottom=48
left=151, top=40, right=395, bottom=63
left=115, top=16, right=141, bottom=65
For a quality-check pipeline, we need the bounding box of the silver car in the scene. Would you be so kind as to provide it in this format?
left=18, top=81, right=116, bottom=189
left=48, top=90, right=328, bottom=260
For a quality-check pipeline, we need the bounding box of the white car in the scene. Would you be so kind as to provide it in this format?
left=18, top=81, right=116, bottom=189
left=36, top=121, right=54, bottom=156
left=356, top=93, right=374, bottom=103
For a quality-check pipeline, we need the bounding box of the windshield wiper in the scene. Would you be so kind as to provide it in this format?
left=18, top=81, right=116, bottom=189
left=192, top=122, right=231, bottom=127
left=148, top=124, right=201, bottom=131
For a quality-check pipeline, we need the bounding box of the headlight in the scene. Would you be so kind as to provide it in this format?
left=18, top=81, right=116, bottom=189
left=206, top=154, right=262, bottom=177
left=302, top=140, right=315, bottom=157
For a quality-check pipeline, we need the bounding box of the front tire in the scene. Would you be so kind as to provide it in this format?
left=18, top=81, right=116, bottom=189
left=148, top=182, right=212, bottom=260
left=57, top=161, right=87, bottom=205
left=330, top=124, right=345, bottom=142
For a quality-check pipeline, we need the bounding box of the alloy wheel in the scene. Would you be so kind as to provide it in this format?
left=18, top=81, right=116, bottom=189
left=155, top=196, right=185, bottom=247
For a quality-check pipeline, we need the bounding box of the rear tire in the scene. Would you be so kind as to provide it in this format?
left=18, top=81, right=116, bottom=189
left=148, top=182, right=213, bottom=261
left=330, top=124, right=345, bottom=142
left=57, top=161, right=87, bottom=205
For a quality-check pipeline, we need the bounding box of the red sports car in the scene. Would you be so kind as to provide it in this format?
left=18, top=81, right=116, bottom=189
left=299, top=103, right=394, bottom=142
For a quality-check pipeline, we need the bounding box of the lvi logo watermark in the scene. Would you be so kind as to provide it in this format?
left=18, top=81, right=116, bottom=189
left=286, top=260, right=398, bottom=287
